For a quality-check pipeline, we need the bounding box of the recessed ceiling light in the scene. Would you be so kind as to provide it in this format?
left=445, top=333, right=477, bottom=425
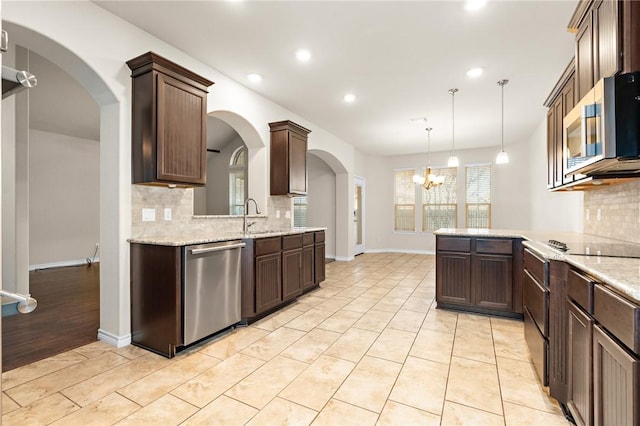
left=247, top=73, right=263, bottom=83
left=296, top=49, right=312, bottom=62
left=410, top=117, right=427, bottom=124
left=464, top=0, right=487, bottom=11
left=343, top=93, right=356, bottom=103
left=466, top=67, right=484, bottom=78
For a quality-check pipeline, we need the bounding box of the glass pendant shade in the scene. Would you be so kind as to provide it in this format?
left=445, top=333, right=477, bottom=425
left=447, top=156, right=459, bottom=167
left=495, top=150, right=509, bottom=164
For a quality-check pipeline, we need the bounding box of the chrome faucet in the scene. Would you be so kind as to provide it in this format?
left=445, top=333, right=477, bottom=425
left=243, top=198, right=261, bottom=234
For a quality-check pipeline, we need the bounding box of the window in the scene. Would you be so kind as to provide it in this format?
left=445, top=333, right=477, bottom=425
left=422, top=167, right=457, bottom=232
left=229, top=147, right=247, bottom=215
left=394, top=169, right=415, bottom=231
left=293, top=196, right=307, bottom=227
left=465, top=164, right=491, bottom=228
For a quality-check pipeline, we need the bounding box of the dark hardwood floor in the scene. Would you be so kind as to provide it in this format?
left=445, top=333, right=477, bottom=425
left=2, top=264, right=99, bottom=371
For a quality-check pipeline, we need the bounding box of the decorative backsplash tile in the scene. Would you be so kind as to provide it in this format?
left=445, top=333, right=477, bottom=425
left=583, top=180, right=640, bottom=244
left=131, top=185, right=293, bottom=239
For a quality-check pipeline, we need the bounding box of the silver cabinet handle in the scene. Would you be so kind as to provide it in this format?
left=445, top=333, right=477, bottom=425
left=189, top=242, right=245, bottom=255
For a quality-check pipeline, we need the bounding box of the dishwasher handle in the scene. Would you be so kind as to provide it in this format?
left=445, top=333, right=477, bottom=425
left=189, top=242, right=246, bottom=255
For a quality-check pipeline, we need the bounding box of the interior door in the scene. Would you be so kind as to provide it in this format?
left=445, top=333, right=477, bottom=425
left=354, top=177, right=365, bottom=255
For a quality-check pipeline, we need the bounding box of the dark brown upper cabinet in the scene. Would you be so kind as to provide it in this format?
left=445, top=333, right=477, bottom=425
left=269, top=120, right=311, bottom=196
left=568, top=0, right=640, bottom=98
left=127, top=52, right=214, bottom=187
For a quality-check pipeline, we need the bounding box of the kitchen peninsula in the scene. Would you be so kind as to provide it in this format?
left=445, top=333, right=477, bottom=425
left=435, top=228, right=640, bottom=425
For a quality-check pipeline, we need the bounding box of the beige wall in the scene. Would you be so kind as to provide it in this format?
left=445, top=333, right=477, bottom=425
left=307, top=153, right=336, bottom=258
left=29, top=129, right=100, bottom=267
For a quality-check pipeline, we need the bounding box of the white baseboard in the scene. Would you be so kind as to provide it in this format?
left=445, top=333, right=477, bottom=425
left=365, top=248, right=435, bottom=255
left=29, top=258, right=100, bottom=271
left=98, top=329, right=131, bottom=348
left=334, top=256, right=354, bottom=262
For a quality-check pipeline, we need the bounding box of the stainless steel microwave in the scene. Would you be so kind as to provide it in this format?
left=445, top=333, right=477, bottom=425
left=563, top=72, right=640, bottom=177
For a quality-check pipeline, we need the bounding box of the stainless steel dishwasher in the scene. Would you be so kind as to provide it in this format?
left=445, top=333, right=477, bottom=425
left=182, top=240, right=245, bottom=346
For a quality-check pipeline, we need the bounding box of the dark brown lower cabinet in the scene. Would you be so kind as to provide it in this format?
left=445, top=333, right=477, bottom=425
left=473, top=254, right=513, bottom=311
left=314, top=242, right=326, bottom=283
left=302, top=244, right=315, bottom=291
left=568, top=301, right=594, bottom=426
left=282, top=248, right=302, bottom=301
left=525, top=306, right=548, bottom=386
left=436, top=252, right=472, bottom=306
left=255, top=252, right=282, bottom=314
left=593, top=325, right=639, bottom=426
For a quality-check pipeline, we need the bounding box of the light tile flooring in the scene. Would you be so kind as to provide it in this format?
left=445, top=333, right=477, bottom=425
left=2, top=253, right=570, bottom=425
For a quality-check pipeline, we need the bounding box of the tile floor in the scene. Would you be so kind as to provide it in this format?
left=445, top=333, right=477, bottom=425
left=1, top=253, right=570, bottom=425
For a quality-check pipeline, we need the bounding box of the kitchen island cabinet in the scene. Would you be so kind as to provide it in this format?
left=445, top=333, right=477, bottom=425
left=127, top=52, right=213, bottom=187
left=435, top=235, right=523, bottom=317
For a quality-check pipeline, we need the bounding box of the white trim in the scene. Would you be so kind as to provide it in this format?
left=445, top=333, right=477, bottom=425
left=354, top=176, right=366, bottom=255
left=29, top=258, right=100, bottom=271
left=98, top=329, right=131, bottom=348
left=334, top=255, right=354, bottom=262
left=365, top=248, right=435, bottom=255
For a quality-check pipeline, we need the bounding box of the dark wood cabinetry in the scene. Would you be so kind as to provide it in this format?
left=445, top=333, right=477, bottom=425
left=576, top=16, right=595, bottom=100
left=269, top=121, right=311, bottom=196
left=127, top=52, right=213, bottom=187
left=523, top=248, right=550, bottom=386
left=436, top=236, right=522, bottom=316
left=545, top=63, right=576, bottom=189
left=130, top=243, right=181, bottom=358
left=242, top=231, right=325, bottom=321
left=568, top=300, right=594, bottom=426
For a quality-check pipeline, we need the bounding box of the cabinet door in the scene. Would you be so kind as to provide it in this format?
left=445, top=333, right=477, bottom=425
left=568, top=301, right=594, bottom=426
left=593, top=0, right=619, bottom=81
left=593, top=325, right=639, bottom=426
left=289, top=133, right=308, bottom=195
left=576, top=16, right=594, bottom=100
left=282, top=249, right=303, bottom=301
left=156, top=73, right=207, bottom=185
left=472, top=254, right=513, bottom=311
left=436, top=252, right=471, bottom=306
left=255, top=253, right=282, bottom=314
left=553, top=98, right=565, bottom=187
left=547, top=108, right=556, bottom=189
left=302, top=245, right=315, bottom=290
left=314, top=243, right=326, bottom=283
left=561, top=75, right=576, bottom=185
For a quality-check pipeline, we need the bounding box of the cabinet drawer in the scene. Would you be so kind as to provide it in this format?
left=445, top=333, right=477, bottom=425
left=314, top=231, right=325, bottom=243
left=255, top=237, right=282, bottom=256
left=438, top=237, right=471, bottom=252
left=524, top=248, right=546, bottom=285
left=476, top=238, right=512, bottom=255
left=524, top=307, right=548, bottom=386
left=302, top=233, right=314, bottom=246
left=568, top=269, right=595, bottom=314
left=594, top=285, right=640, bottom=355
left=282, top=234, right=302, bottom=250
left=523, top=269, right=549, bottom=336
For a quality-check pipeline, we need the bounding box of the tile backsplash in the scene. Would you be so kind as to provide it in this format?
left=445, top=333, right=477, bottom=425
left=583, top=180, right=640, bottom=244
left=131, top=185, right=293, bottom=239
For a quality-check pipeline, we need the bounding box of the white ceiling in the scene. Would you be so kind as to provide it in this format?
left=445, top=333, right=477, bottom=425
left=94, top=0, right=577, bottom=156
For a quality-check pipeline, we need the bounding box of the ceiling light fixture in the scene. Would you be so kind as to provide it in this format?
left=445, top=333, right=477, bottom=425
left=464, top=0, right=488, bottom=11
left=296, top=49, right=312, bottom=62
left=247, top=73, right=262, bottom=83
left=421, top=127, right=445, bottom=190
left=447, top=88, right=460, bottom=168
left=466, top=67, right=484, bottom=78
left=343, top=93, right=356, bottom=103
left=496, top=79, right=510, bottom=165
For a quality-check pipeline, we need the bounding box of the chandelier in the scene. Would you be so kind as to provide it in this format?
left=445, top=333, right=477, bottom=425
left=422, top=127, right=445, bottom=190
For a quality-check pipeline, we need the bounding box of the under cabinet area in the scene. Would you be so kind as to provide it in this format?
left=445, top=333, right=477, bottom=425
left=127, top=52, right=214, bottom=187
left=242, top=231, right=326, bottom=322
left=435, top=236, right=523, bottom=317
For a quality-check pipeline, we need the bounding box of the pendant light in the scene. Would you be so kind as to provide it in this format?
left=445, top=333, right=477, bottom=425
left=422, top=127, right=445, bottom=190
left=447, top=88, right=460, bottom=167
left=496, top=79, right=510, bottom=165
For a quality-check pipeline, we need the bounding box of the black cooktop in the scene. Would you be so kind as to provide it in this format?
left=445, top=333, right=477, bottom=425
left=547, top=239, right=640, bottom=259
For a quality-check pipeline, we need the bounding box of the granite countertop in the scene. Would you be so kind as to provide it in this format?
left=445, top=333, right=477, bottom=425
left=128, top=227, right=327, bottom=247
left=435, top=228, right=640, bottom=304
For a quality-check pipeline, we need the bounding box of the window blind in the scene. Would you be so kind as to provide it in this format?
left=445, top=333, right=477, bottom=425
left=465, top=164, right=491, bottom=228
left=422, top=167, right=457, bottom=232
left=394, top=169, right=415, bottom=231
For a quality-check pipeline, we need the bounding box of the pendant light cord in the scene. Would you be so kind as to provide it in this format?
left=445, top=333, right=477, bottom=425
left=498, top=79, right=508, bottom=152
left=426, top=127, right=432, bottom=166
left=451, top=89, right=455, bottom=155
